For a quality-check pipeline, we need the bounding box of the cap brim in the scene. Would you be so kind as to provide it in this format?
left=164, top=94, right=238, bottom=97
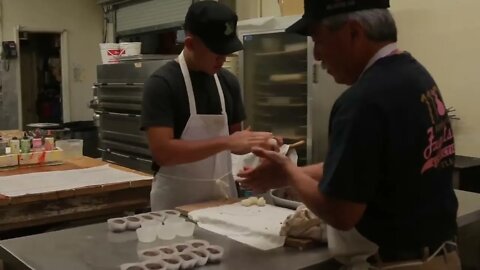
left=204, top=36, right=244, bottom=55
left=285, top=17, right=311, bottom=36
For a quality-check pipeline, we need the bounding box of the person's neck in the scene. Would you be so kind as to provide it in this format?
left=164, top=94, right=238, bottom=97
left=345, top=42, right=396, bottom=85
left=360, top=41, right=396, bottom=70
left=183, top=48, right=202, bottom=72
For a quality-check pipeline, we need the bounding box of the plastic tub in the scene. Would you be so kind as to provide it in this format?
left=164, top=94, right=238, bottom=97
left=136, top=227, right=157, bottom=243
left=164, top=216, right=184, bottom=226
left=120, top=42, right=141, bottom=56
left=99, top=43, right=121, bottom=64
left=63, top=121, right=99, bottom=158
left=156, top=224, right=175, bottom=240
left=176, top=222, right=195, bottom=237
left=55, top=139, right=83, bottom=159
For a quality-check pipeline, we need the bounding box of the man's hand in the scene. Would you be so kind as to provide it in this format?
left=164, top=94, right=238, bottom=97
left=228, top=128, right=274, bottom=154
left=237, top=147, right=297, bottom=193
left=266, top=137, right=284, bottom=152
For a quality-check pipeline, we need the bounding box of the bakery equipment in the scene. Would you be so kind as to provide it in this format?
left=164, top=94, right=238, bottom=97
left=92, top=55, right=176, bottom=173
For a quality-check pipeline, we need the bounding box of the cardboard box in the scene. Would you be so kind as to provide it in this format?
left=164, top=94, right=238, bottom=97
left=278, top=0, right=303, bottom=16
left=18, top=148, right=64, bottom=166
left=0, top=154, right=19, bottom=168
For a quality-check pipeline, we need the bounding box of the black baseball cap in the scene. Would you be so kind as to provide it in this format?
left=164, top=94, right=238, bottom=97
left=286, top=0, right=390, bottom=36
left=184, top=1, right=243, bottom=55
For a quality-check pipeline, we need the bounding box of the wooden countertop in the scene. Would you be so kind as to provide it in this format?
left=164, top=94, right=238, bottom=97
left=0, top=156, right=152, bottom=206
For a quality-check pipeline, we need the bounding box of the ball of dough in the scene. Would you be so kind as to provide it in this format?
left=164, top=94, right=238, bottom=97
left=257, top=197, right=266, bottom=206
left=241, top=197, right=261, bottom=207
left=267, top=138, right=278, bottom=147
left=241, top=197, right=254, bottom=206
left=241, top=198, right=252, bottom=206
left=250, top=197, right=259, bottom=205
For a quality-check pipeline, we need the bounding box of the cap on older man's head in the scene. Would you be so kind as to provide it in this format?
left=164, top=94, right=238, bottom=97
left=286, top=0, right=390, bottom=36
left=184, top=0, right=243, bottom=55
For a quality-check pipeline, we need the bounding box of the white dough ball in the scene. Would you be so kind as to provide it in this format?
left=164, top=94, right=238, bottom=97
left=257, top=197, right=266, bottom=206
left=268, top=138, right=278, bottom=147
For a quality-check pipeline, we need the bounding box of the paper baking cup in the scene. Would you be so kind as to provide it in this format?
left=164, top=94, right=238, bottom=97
left=204, top=245, right=224, bottom=263
left=107, top=218, right=127, bottom=233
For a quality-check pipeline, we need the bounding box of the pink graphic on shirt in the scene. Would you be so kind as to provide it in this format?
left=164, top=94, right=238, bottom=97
left=420, top=85, right=454, bottom=174
left=432, top=91, right=446, bottom=116
left=421, top=143, right=455, bottom=173
left=423, top=126, right=453, bottom=159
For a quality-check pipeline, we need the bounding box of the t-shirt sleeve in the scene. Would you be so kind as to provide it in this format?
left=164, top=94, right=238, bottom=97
left=140, top=76, right=174, bottom=130
left=319, top=96, right=385, bottom=203
left=222, top=70, right=246, bottom=125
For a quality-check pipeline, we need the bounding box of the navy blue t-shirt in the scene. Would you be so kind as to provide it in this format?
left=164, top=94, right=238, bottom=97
left=320, top=53, right=458, bottom=252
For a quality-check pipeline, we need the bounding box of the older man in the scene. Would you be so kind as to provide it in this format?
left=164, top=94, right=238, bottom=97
left=239, top=0, right=460, bottom=269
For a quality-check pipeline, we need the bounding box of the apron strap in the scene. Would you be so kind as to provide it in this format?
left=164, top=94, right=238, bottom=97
left=214, top=74, right=226, bottom=114
left=179, top=50, right=197, bottom=115
left=178, top=50, right=227, bottom=116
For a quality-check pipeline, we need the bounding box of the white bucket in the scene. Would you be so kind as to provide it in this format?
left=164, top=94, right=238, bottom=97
left=119, top=42, right=141, bottom=56
left=99, top=43, right=123, bottom=64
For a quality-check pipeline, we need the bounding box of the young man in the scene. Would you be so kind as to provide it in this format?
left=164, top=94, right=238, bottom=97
left=239, top=0, right=460, bottom=269
left=141, top=1, right=274, bottom=210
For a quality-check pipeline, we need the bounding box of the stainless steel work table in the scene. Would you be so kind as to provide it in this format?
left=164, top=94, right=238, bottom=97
left=1, top=189, right=480, bottom=270
left=0, top=222, right=333, bottom=270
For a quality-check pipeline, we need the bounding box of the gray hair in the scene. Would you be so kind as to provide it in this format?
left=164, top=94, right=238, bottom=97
left=321, top=9, right=397, bottom=42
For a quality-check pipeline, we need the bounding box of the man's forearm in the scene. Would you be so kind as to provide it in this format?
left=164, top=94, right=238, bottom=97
left=300, top=163, right=324, bottom=181
left=286, top=164, right=363, bottom=230
left=287, top=167, right=330, bottom=222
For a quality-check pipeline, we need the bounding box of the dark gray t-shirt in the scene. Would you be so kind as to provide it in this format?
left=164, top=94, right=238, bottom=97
left=141, top=60, right=246, bottom=172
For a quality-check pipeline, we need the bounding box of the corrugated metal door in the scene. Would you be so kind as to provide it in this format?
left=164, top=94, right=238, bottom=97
left=116, top=0, right=192, bottom=35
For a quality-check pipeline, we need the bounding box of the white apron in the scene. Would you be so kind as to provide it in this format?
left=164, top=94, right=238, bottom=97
left=150, top=50, right=237, bottom=211
left=327, top=43, right=399, bottom=270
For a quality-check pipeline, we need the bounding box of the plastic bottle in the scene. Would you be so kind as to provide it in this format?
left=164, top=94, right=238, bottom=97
left=20, top=133, right=31, bottom=153
left=9, top=137, right=20, bottom=154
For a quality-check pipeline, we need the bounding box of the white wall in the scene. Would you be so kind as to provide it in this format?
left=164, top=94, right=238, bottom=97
left=390, top=0, right=480, bottom=157
left=0, top=0, right=103, bottom=125
left=237, top=0, right=282, bottom=19
left=237, top=0, right=480, bottom=158
left=237, top=0, right=261, bottom=20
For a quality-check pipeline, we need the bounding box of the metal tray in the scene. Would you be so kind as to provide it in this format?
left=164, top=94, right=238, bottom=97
left=269, top=187, right=302, bottom=210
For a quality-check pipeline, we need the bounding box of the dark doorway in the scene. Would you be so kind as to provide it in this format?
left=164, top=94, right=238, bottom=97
left=19, top=32, right=62, bottom=128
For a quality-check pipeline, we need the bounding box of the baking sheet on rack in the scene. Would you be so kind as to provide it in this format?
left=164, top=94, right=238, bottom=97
left=0, top=165, right=150, bottom=197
